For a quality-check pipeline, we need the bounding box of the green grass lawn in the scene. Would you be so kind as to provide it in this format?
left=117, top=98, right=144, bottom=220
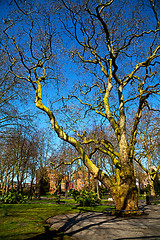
left=1, top=194, right=159, bottom=239
left=0, top=199, right=111, bottom=240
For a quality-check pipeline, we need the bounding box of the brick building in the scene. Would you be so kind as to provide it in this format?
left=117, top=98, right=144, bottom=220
left=36, top=167, right=93, bottom=194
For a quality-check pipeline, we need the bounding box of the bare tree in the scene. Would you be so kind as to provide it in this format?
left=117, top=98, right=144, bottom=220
left=35, top=129, right=55, bottom=198
left=2, top=0, right=160, bottom=213
left=135, top=111, right=160, bottom=196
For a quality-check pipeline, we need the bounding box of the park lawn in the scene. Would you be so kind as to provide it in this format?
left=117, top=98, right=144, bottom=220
left=0, top=201, right=110, bottom=240
left=31, top=197, right=76, bottom=204
left=0, top=203, right=78, bottom=239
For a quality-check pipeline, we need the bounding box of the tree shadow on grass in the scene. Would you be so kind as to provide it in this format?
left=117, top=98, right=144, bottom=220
left=26, top=226, right=74, bottom=240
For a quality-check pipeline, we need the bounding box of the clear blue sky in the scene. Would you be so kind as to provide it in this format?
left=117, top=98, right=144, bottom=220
left=0, top=0, right=159, bottom=133
left=0, top=0, right=9, bottom=18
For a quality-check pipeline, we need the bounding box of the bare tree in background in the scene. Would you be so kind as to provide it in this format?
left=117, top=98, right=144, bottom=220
left=135, top=111, right=160, bottom=196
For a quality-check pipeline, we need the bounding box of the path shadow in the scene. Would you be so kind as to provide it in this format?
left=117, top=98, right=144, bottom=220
left=49, top=208, right=160, bottom=239
left=54, top=212, right=118, bottom=236
left=115, top=237, right=160, bottom=240
left=26, top=212, right=118, bottom=239
left=26, top=204, right=160, bottom=240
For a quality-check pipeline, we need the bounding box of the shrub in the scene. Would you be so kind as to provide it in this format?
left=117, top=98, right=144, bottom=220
left=2, top=190, right=27, bottom=204
left=100, top=186, right=109, bottom=196
left=71, top=189, right=101, bottom=206
left=69, top=189, right=80, bottom=200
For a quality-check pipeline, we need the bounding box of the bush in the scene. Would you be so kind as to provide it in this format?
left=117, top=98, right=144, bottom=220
left=71, top=189, right=101, bottom=206
left=69, top=189, right=80, bottom=200
left=2, top=190, right=27, bottom=204
left=154, top=181, right=160, bottom=195
left=100, top=186, right=109, bottom=196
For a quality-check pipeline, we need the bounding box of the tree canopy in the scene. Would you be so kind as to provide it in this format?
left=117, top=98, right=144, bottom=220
left=1, top=0, right=160, bottom=213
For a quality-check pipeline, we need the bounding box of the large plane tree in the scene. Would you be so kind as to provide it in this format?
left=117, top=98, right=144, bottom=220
left=3, top=0, right=160, bottom=213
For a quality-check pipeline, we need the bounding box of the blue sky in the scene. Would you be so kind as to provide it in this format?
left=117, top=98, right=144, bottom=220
left=0, top=0, right=159, bottom=135
left=0, top=0, right=9, bottom=19
left=0, top=0, right=159, bottom=183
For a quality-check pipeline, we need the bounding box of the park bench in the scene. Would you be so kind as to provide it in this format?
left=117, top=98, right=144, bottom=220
left=104, top=205, right=146, bottom=216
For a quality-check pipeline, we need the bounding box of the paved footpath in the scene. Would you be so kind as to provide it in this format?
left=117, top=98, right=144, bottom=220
left=47, top=205, right=160, bottom=240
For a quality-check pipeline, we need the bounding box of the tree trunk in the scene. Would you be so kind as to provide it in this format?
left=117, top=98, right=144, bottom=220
left=112, top=134, right=138, bottom=212
left=111, top=179, right=138, bottom=212
left=65, top=180, right=69, bottom=199
left=6, top=172, right=10, bottom=193
left=74, top=170, right=78, bottom=190
left=96, top=179, right=100, bottom=199
left=2, top=166, right=9, bottom=195
left=88, top=170, right=91, bottom=190
left=37, top=181, right=41, bottom=199
left=29, top=177, right=34, bottom=200
left=148, top=156, right=156, bottom=197
left=148, top=173, right=156, bottom=197
left=98, top=150, right=138, bottom=213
